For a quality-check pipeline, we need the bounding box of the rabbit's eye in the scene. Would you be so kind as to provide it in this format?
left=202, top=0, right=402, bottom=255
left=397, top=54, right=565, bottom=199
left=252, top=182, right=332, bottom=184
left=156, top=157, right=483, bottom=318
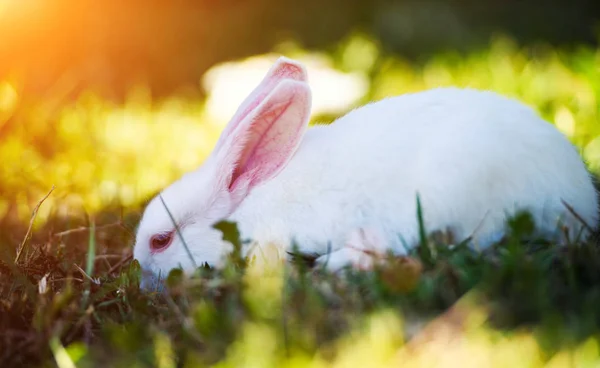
left=150, top=232, right=174, bottom=252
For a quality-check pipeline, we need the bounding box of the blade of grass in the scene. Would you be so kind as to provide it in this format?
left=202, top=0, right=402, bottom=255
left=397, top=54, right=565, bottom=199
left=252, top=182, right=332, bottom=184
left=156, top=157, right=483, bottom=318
left=561, top=199, right=593, bottom=233
left=159, top=195, right=197, bottom=269
left=107, top=253, right=133, bottom=274
left=73, top=264, right=99, bottom=285
left=14, top=186, right=55, bottom=264
left=53, top=222, right=120, bottom=237
left=81, top=219, right=96, bottom=309
left=86, top=220, right=96, bottom=277
left=49, top=336, right=76, bottom=368
left=416, top=194, right=436, bottom=265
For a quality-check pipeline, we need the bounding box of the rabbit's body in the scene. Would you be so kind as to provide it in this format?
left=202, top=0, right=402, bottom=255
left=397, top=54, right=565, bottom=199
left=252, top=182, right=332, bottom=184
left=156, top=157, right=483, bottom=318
left=233, top=87, right=597, bottom=258
left=134, top=58, right=598, bottom=288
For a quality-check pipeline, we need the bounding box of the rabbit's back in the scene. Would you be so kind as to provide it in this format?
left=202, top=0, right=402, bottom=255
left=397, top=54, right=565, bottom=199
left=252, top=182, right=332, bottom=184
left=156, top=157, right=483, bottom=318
left=235, top=87, right=598, bottom=254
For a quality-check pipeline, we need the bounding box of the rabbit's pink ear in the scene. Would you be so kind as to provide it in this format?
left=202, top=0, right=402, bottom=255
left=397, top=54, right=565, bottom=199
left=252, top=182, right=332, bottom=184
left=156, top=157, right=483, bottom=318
left=214, top=57, right=307, bottom=151
left=216, top=79, right=311, bottom=205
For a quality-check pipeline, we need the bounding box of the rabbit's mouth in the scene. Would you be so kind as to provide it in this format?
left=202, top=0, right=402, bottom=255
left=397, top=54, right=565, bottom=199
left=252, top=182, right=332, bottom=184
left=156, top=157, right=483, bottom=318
left=139, top=267, right=166, bottom=293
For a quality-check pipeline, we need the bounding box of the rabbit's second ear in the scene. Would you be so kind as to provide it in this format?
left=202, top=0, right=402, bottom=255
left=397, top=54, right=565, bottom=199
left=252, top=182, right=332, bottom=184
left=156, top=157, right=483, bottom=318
left=216, top=79, right=311, bottom=205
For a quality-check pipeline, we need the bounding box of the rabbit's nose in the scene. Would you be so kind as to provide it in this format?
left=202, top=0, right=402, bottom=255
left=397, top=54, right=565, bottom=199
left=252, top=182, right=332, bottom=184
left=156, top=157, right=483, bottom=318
left=139, top=267, right=165, bottom=293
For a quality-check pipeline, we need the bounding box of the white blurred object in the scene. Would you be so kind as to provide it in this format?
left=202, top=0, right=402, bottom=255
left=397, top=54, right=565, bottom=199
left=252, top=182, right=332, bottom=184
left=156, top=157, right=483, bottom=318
left=202, top=54, right=369, bottom=122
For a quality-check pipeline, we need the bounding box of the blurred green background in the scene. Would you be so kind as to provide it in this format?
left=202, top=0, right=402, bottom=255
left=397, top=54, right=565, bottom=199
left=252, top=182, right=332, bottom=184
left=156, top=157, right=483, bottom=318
left=0, top=0, right=599, bottom=224
left=1, top=2, right=600, bottom=367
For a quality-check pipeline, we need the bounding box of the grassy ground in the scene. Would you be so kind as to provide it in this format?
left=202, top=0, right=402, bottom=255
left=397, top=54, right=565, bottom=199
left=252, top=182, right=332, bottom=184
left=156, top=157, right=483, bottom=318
left=1, top=201, right=600, bottom=367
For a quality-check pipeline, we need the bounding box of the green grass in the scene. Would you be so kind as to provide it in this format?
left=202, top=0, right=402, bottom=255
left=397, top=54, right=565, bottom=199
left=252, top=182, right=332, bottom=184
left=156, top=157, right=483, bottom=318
left=1, top=206, right=600, bottom=367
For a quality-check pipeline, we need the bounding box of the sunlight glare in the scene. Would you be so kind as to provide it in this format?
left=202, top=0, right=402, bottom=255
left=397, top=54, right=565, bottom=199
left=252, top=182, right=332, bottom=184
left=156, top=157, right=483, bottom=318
left=202, top=53, right=369, bottom=123
left=554, top=106, right=575, bottom=137
left=0, top=81, right=18, bottom=114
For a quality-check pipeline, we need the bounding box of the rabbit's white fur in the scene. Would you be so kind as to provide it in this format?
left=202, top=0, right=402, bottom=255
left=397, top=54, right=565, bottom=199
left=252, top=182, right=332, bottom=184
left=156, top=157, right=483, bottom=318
left=134, top=57, right=598, bottom=289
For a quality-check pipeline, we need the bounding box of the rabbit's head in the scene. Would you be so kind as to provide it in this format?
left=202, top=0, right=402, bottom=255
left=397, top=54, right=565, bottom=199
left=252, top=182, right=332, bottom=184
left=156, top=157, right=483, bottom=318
left=133, top=57, right=312, bottom=289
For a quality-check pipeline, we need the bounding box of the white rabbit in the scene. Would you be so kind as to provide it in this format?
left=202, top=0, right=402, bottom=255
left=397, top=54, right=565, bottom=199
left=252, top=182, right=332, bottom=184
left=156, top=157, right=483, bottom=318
left=133, top=56, right=598, bottom=289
